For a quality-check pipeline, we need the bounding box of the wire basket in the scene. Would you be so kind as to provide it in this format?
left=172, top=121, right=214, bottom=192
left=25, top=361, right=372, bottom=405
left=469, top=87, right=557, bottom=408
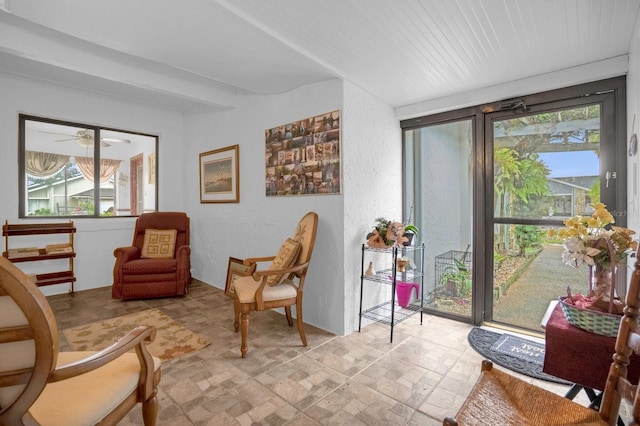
left=558, top=297, right=621, bottom=338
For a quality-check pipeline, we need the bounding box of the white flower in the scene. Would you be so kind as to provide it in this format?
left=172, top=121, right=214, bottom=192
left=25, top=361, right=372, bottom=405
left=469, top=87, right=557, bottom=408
left=562, top=237, right=601, bottom=268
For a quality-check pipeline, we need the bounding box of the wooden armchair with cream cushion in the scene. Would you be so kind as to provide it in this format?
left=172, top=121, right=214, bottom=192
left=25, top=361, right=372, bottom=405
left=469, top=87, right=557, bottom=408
left=0, top=257, right=161, bottom=425
left=113, top=211, right=191, bottom=300
left=232, top=211, right=318, bottom=358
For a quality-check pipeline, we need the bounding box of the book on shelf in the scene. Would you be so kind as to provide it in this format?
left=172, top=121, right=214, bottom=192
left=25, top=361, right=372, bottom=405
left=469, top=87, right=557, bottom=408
left=8, top=247, right=40, bottom=258
left=45, top=243, right=72, bottom=254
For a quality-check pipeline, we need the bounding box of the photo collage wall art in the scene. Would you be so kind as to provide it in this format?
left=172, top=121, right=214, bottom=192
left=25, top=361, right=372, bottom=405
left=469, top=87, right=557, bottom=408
left=265, top=110, right=341, bottom=197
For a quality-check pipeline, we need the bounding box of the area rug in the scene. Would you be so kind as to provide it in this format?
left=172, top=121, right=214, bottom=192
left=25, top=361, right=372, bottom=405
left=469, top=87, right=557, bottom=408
left=62, top=308, right=210, bottom=362
left=467, top=327, right=571, bottom=385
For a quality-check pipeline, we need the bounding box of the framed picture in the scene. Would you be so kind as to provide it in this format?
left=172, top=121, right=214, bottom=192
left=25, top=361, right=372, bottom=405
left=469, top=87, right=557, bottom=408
left=148, top=153, right=156, bottom=184
left=265, top=110, right=341, bottom=197
left=224, top=257, right=256, bottom=297
left=199, top=144, right=239, bottom=203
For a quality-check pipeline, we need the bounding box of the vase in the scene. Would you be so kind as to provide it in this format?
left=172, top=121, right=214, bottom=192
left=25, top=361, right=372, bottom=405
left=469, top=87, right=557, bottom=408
left=365, top=262, right=376, bottom=276
left=589, top=264, right=616, bottom=306
left=396, top=258, right=409, bottom=272
left=402, top=233, right=414, bottom=246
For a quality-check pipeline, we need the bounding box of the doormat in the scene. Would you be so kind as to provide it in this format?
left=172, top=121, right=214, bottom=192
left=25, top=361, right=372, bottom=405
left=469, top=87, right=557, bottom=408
left=467, top=327, right=571, bottom=385
left=490, top=333, right=545, bottom=365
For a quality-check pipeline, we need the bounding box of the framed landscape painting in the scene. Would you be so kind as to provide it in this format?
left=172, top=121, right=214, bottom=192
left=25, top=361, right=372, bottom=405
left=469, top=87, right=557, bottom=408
left=199, top=144, right=239, bottom=203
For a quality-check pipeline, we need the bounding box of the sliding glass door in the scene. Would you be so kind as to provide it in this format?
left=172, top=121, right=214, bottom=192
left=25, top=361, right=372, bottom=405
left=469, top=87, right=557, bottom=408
left=404, top=118, right=475, bottom=321
left=402, top=77, right=627, bottom=331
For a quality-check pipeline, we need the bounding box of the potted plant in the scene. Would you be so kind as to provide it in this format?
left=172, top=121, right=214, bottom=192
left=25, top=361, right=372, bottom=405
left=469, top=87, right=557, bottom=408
left=440, top=259, right=471, bottom=297
left=366, top=217, right=419, bottom=248
left=403, top=224, right=419, bottom=246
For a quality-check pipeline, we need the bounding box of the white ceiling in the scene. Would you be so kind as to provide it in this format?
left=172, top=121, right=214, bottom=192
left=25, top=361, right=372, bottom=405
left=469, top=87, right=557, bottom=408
left=1, top=0, right=639, bottom=112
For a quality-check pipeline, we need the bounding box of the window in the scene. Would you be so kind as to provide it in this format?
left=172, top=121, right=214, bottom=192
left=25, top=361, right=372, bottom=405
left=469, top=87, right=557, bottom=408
left=19, top=115, right=158, bottom=218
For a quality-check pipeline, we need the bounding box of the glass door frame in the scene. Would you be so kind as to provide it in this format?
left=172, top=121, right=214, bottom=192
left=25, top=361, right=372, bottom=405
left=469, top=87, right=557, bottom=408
left=402, top=76, right=627, bottom=327
left=483, top=82, right=627, bottom=326
left=402, top=109, right=486, bottom=325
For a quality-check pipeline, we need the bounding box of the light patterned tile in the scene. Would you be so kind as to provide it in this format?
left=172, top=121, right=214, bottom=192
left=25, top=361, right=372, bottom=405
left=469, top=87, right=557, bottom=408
left=46, top=280, right=583, bottom=426
left=305, top=336, right=384, bottom=376
left=256, top=355, right=348, bottom=410
left=303, top=380, right=414, bottom=425
left=353, top=352, right=439, bottom=408
left=192, top=380, right=298, bottom=425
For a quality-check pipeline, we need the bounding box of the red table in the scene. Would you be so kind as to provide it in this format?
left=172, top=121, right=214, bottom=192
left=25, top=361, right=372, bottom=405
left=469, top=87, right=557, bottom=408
left=543, top=303, right=640, bottom=391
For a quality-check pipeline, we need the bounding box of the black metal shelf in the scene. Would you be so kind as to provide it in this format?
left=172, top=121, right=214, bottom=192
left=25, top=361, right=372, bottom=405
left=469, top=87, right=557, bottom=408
left=361, top=268, right=424, bottom=284
left=358, top=243, right=425, bottom=342
left=361, top=301, right=422, bottom=326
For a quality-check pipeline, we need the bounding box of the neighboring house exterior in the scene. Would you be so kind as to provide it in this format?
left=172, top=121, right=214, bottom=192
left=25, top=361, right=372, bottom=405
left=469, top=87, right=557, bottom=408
left=547, top=176, right=598, bottom=218
left=27, top=175, right=114, bottom=215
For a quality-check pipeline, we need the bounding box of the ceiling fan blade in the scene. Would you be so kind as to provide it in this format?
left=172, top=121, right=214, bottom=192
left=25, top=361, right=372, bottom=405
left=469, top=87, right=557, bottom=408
left=55, top=137, right=81, bottom=142
left=100, top=141, right=112, bottom=147
left=40, top=131, right=79, bottom=137
left=101, top=137, right=131, bottom=143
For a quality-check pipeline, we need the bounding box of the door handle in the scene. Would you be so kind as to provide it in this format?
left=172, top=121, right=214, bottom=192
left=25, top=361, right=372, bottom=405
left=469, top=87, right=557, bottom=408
left=605, top=171, right=616, bottom=188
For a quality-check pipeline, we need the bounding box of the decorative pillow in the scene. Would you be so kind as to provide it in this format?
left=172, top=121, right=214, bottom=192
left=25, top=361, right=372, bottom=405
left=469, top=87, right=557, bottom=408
left=141, top=229, right=177, bottom=259
left=266, top=238, right=301, bottom=286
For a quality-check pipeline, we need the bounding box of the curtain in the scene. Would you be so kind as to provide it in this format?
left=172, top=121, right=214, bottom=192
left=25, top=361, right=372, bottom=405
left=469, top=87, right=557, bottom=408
left=75, top=157, right=121, bottom=183
left=25, top=151, right=70, bottom=177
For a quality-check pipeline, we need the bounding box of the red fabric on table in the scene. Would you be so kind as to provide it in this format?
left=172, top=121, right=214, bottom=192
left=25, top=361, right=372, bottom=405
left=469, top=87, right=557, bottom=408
left=543, top=303, right=640, bottom=391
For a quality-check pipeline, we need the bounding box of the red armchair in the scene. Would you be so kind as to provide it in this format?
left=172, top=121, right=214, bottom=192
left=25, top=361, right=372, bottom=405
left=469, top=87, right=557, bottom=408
left=112, top=211, right=191, bottom=300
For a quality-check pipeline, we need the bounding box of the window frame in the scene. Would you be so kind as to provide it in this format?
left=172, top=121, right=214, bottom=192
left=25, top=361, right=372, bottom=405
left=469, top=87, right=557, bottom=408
left=18, top=114, right=159, bottom=218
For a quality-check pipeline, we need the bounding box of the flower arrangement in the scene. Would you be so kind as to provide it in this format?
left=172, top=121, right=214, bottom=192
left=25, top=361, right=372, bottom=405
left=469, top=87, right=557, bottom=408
left=366, top=217, right=419, bottom=248
left=548, top=202, right=637, bottom=314
left=548, top=203, right=636, bottom=270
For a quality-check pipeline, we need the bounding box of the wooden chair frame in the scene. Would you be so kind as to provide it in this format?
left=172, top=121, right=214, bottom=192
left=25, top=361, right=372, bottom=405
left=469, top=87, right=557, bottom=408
left=444, top=244, right=640, bottom=425
left=232, top=211, right=318, bottom=358
left=0, top=257, right=161, bottom=425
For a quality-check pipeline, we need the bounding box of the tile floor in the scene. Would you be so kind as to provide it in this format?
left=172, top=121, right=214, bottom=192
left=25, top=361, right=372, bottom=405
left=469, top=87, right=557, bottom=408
left=47, top=280, right=586, bottom=425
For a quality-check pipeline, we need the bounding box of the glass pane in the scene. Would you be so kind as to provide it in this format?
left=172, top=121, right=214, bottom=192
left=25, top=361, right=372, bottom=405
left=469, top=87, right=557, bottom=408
left=406, top=119, right=473, bottom=320
left=491, top=104, right=601, bottom=331
left=23, top=118, right=157, bottom=217
left=492, top=224, right=589, bottom=330
left=493, top=105, right=600, bottom=221
left=24, top=121, right=90, bottom=216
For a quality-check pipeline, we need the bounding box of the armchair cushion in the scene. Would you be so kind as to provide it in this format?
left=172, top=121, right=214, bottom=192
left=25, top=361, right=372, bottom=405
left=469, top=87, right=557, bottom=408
left=29, top=351, right=161, bottom=426
left=234, top=276, right=298, bottom=303
left=122, top=258, right=177, bottom=275
left=266, top=238, right=301, bottom=285
left=141, top=228, right=177, bottom=259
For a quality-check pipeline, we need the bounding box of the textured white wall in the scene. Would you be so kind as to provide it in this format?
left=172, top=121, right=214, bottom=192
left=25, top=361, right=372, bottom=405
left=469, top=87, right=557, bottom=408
left=184, top=79, right=349, bottom=334
left=0, top=71, right=402, bottom=335
left=0, top=71, right=185, bottom=295
left=628, top=14, right=640, bottom=242
left=342, top=81, right=401, bottom=333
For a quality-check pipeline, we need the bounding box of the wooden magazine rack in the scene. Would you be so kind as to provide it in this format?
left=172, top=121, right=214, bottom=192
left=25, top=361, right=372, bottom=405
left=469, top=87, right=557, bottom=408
left=2, top=220, right=76, bottom=294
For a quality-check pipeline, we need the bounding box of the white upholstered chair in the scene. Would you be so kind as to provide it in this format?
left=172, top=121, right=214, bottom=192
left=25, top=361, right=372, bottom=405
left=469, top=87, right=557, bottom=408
left=0, top=256, right=161, bottom=425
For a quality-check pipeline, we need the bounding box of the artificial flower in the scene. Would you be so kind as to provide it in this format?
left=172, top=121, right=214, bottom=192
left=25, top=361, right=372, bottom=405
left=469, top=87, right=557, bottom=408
left=551, top=203, right=636, bottom=270
left=366, top=217, right=414, bottom=248
left=561, top=237, right=601, bottom=268
left=553, top=203, right=637, bottom=312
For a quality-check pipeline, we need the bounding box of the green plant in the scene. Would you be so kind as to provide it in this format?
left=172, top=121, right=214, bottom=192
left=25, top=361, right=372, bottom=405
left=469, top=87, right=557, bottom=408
left=440, top=259, right=472, bottom=297
left=366, top=217, right=418, bottom=247
left=29, top=208, right=55, bottom=216
left=514, top=225, right=544, bottom=257
left=404, top=224, right=419, bottom=236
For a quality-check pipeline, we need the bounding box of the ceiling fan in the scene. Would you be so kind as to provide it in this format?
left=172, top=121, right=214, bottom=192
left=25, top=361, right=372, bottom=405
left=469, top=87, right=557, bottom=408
left=40, top=129, right=131, bottom=147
